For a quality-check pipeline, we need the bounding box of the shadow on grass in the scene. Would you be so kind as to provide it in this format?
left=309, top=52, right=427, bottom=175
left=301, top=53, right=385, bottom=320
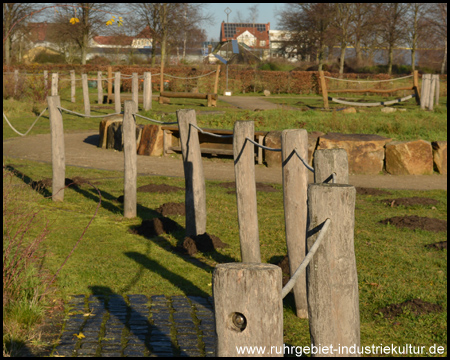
left=4, top=164, right=52, bottom=198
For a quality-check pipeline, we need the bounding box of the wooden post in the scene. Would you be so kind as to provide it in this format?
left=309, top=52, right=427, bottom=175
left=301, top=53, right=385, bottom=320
left=233, top=121, right=261, bottom=263
left=177, top=109, right=207, bottom=236
left=123, top=100, right=137, bottom=218
left=319, top=70, right=329, bottom=109
left=97, top=71, right=103, bottom=104
left=213, top=263, right=283, bottom=357
left=420, top=74, right=430, bottom=110
left=44, top=70, right=48, bottom=92
left=314, top=148, right=349, bottom=184
left=143, top=72, right=152, bottom=110
left=51, top=73, right=58, bottom=96
left=427, top=75, right=436, bottom=111
left=114, top=72, right=121, bottom=114
left=47, top=96, right=65, bottom=202
left=70, top=70, right=76, bottom=103
left=434, top=74, right=440, bottom=106
left=306, top=183, right=360, bottom=355
left=82, top=74, right=90, bottom=116
left=281, top=129, right=309, bottom=319
left=213, top=64, right=221, bottom=94
left=207, top=93, right=212, bottom=107
left=413, top=70, right=420, bottom=105
left=132, top=72, right=139, bottom=111
left=160, top=61, right=165, bottom=95
left=107, top=66, right=113, bottom=103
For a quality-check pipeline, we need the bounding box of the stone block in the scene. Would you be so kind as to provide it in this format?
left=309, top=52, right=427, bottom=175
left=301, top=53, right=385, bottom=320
left=385, top=140, right=433, bottom=175
left=99, top=115, right=123, bottom=148
left=264, top=131, right=282, bottom=168
left=137, top=124, right=164, bottom=156
left=432, top=141, right=447, bottom=174
left=317, top=132, right=392, bottom=174
left=263, top=90, right=270, bottom=96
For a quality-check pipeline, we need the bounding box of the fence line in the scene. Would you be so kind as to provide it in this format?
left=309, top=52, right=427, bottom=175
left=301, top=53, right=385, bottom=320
left=133, top=113, right=177, bottom=125
left=3, top=107, right=48, bottom=137
left=324, top=74, right=413, bottom=83
left=245, top=137, right=281, bottom=152
left=294, top=149, right=315, bottom=173
left=190, top=123, right=233, bottom=138
left=163, top=70, right=217, bottom=80
left=57, top=107, right=121, bottom=118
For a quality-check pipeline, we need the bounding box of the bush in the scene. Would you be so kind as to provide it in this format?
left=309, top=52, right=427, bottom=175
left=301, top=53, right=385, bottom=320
left=33, top=50, right=66, bottom=64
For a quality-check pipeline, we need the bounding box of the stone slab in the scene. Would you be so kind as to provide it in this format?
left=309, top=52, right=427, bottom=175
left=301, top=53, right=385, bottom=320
left=385, top=140, right=433, bottom=175
left=432, top=141, right=447, bottom=174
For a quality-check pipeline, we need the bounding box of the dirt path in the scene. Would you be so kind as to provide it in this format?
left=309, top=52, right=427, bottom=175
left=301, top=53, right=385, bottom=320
left=3, top=130, right=447, bottom=191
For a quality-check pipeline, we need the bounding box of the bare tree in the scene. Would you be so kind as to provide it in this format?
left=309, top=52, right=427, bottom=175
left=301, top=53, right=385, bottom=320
left=405, top=3, right=430, bottom=72
left=426, top=3, right=447, bottom=74
left=331, top=3, right=356, bottom=76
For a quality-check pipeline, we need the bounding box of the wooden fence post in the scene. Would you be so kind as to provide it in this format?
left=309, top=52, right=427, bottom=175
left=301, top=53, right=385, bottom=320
left=281, top=129, right=309, bottom=319
left=420, top=74, right=430, bottom=110
left=143, top=72, right=152, bottom=110
left=306, top=183, right=360, bottom=355
left=70, top=70, right=76, bottom=103
left=319, top=70, right=329, bottom=109
left=177, top=109, right=207, bottom=236
left=428, top=75, right=437, bottom=111
left=233, top=121, right=261, bottom=263
left=123, top=100, right=137, bottom=218
left=44, top=70, right=48, bottom=91
left=213, top=263, right=283, bottom=357
left=51, top=73, right=58, bottom=96
left=314, top=148, right=349, bottom=184
left=114, top=72, right=121, bottom=113
left=107, top=66, right=113, bottom=103
left=160, top=61, right=165, bottom=96
left=132, top=72, right=139, bottom=111
left=434, top=74, right=440, bottom=106
left=47, top=95, right=65, bottom=202
left=82, top=74, right=90, bottom=116
left=413, top=70, right=420, bottom=105
left=213, top=64, right=220, bottom=94
left=14, top=69, right=19, bottom=96
left=97, top=71, right=103, bottom=104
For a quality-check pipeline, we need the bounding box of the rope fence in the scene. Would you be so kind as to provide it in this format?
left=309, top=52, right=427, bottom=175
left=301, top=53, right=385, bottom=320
left=133, top=113, right=177, bottom=125
left=3, top=107, right=48, bottom=137
left=294, top=149, right=315, bottom=173
left=323, top=74, right=413, bottom=83
left=190, top=123, right=233, bottom=138
left=246, top=137, right=281, bottom=152
left=57, top=107, right=121, bottom=118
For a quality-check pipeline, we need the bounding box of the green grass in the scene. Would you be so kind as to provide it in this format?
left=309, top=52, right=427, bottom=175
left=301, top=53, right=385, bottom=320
left=2, top=157, right=447, bottom=356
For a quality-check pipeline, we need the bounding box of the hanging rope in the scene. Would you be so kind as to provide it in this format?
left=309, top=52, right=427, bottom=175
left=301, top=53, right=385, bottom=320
left=133, top=113, right=177, bottom=125
left=190, top=123, right=233, bottom=138
left=324, top=74, right=413, bottom=83
left=57, top=107, right=122, bottom=118
left=328, top=94, right=415, bottom=107
left=3, top=108, right=48, bottom=137
left=246, top=137, right=281, bottom=152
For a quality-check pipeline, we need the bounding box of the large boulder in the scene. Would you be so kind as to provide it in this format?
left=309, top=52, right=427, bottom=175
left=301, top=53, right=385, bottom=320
left=137, top=124, right=164, bottom=156
left=317, top=133, right=391, bottom=174
left=385, top=140, right=433, bottom=175
left=98, top=115, right=123, bottom=148
left=432, top=141, right=447, bottom=174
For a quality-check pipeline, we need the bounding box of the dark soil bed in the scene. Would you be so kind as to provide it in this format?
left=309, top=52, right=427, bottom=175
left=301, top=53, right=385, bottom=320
left=157, top=202, right=185, bottom=216
left=137, top=184, right=183, bottom=193
left=356, top=187, right=391, bottom=196
left=377, top=298, right=443, bottom=319
left=379, top=215, right=447, bottom=232
left=218, top=181, right=279, bottom=193
left=380, top=197, right=439, bottom=207
left=178, top=233, right=229, bottom=255
left=130, top=217, right=180, bottom=238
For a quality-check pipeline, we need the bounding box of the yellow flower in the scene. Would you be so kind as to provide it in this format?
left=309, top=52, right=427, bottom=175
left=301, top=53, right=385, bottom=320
left=70, top=17, right=80, bottom=25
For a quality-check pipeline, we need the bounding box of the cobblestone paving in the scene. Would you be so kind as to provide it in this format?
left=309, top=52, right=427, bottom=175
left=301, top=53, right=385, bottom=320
left=52, top=295, right=216, bottom=357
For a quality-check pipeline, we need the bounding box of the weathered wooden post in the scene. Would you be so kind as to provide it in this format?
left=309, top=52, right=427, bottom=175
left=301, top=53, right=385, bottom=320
left=51, top=73, right=58, bottom=96
left=306, top=183, right=360, bottom=356
left=314, top=148, right=349, bottom=184
left=14, top=69, right=19, bottom=96
left=413, top=70, right=420, bottom=105
left=434, top=74, right=440, bottom=106
left=177, top=109, right=206, bottom=236
left=319, top=70, right=329, bottom=109
left=82, top=74, right=90, bottom=116
left=427, top=74, right=437, bottom=111
left=114, top=72, right=121, bottom=113
left=213, top=263, right=283, bottom=357
left=160, top=61, right=165, bottom=97
left=47, top=95, right=65, bottom=202
left=123, top=100, right=137, bottom=218
left=233, top=121, right=261, bottom=263
left=107, top=66, right=113, bottom=103
left=97, top=71, right=103, bottom=104
left=281, top=129, right=309, bottom=319
left=70, top=70, right=76, bottom=103
left=143, top=72, right=152, bottom=110
left=132, top=72, right=139, bottom=110
left=44, top=70, right=48, bottom=91
left=420, top=74, right=430, bottom=110
left=213, top=64, right=221, bottom=94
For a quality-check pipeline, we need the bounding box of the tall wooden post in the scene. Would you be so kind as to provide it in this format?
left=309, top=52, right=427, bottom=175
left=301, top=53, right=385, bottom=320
left=160, top=61, right=165, bottom=95
left=82, top=74, right=90, bottom=116
left=70, top=70, right=76, bottom=103
left=420, top=74, right=430, bottom=110
left=107, top=66, right=113, bottom=103
left=143, top=72, right=152, bottom=110
left=428, top=75, right=436, bottom=111
left=114, top=72, right=121, bottom=114
left=123, top=100, right=137, bottom=218
left=97, top=71, right=103, bottom=104
left=132, top=72, right=139, bottom=111
left=177, top=109, right=206, bottom=236
left=281, top=129, right=309, bottom=319
left=51, top=73, right=58, bottom=96
left=233, top=121, right=261, bottom=263
left=413, top=70, right=420, bottom=105
left=47, top=96, right=65, bottom=202
left=44, top=70, right=48, bottom=92
left=14, top=69, right=19, bottom=96
left=213, top=64, right=221, bottom=94
left=314, top=148, right=349, bottom=184
left=213, top=263, right=283, bottom=357
left=306, top=184, right=360, bottom=356
left=319, top=70, right=329, bottom=109
left=434, top=74, right=440, bottom=106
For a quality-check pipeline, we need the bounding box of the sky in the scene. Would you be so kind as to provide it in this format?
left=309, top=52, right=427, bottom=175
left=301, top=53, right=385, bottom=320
left=202, top=3, right=282, bottom=42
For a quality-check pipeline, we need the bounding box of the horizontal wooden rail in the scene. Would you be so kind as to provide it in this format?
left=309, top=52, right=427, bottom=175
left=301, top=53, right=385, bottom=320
left=160, top=91, right=218, bottom=100
left=327, top=86, right=414, bottom=94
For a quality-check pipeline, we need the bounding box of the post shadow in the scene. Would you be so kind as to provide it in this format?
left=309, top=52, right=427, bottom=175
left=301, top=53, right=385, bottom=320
left=4, top=165, right=52, bottom=198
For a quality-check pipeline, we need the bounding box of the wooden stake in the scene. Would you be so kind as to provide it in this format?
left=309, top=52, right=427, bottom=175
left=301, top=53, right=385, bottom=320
left=314, top=148, right=349, bottom=184
left=97, top=71, right=103, bottom=104
left=413, top=70, right=420, bottom=105
left=82, top=74, right=90, bottom=116
left=319, top=70, right=329, bottom=109
left=213, top=64, right=220, bottom=94
left=114, top=72, right=121, bottom=114
left=107, top=66, right=113, bottom=102
left=51, top=73, right=58, bottom=96
left=123, top=100, right=137, bottom=218
left=132, top=72, right=139, bottom=111
left=70, top=70, right=75, bottom=103
left=143, top=72, right=152, bottom=110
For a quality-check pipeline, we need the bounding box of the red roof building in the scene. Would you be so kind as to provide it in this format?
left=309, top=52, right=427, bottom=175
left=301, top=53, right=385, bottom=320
left=220, top=21, right=270, bottom=49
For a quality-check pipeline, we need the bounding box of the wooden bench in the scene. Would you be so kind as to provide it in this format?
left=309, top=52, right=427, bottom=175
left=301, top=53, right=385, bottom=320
left=161, top=125, right=268, bottom=164
left=159, top=91, right=218, bottom=107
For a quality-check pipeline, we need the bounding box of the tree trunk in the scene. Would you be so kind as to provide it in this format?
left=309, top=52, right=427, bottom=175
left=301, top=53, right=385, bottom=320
left=355, top=39, right=362, bottom=68
left=387, top=45, right=393, bottom=75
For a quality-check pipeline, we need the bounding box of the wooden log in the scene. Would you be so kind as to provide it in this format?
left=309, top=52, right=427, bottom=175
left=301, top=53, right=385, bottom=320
left=233, top=121, right=261, bottom=263
left=413, top=70, right=420, bottom=105
left=123, top=100, right=137, bottom=218
left=213, top=263, right=283, bottom=357
left=70, top=70, right=75, bottom=103
left=82, top=74, right=90, bottom=116
left=177, top=109, right=207, bottom=236
left=207, top=93, right=212, bottom=107
left=306, top=183, right=360, bottom=356
left=132, top=72, right=139, bottom=110
left=107, top=66, right=113, bottom=102
left=47, top=96, right=65, bottom=202
left=51, top=73, right=58, bottom=96
left=314, top=148, right=349, bottom=184
left=281, top=129, right=309, bottom=319
left=143, top=72, right=152, bottom=110
left=160, top=91, right=218, bottom=100
left=319, top=70, right=329, bottom=109
left=97, top=71, right=103, bottom=104
left=114, top=72, right=121, bottom=113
